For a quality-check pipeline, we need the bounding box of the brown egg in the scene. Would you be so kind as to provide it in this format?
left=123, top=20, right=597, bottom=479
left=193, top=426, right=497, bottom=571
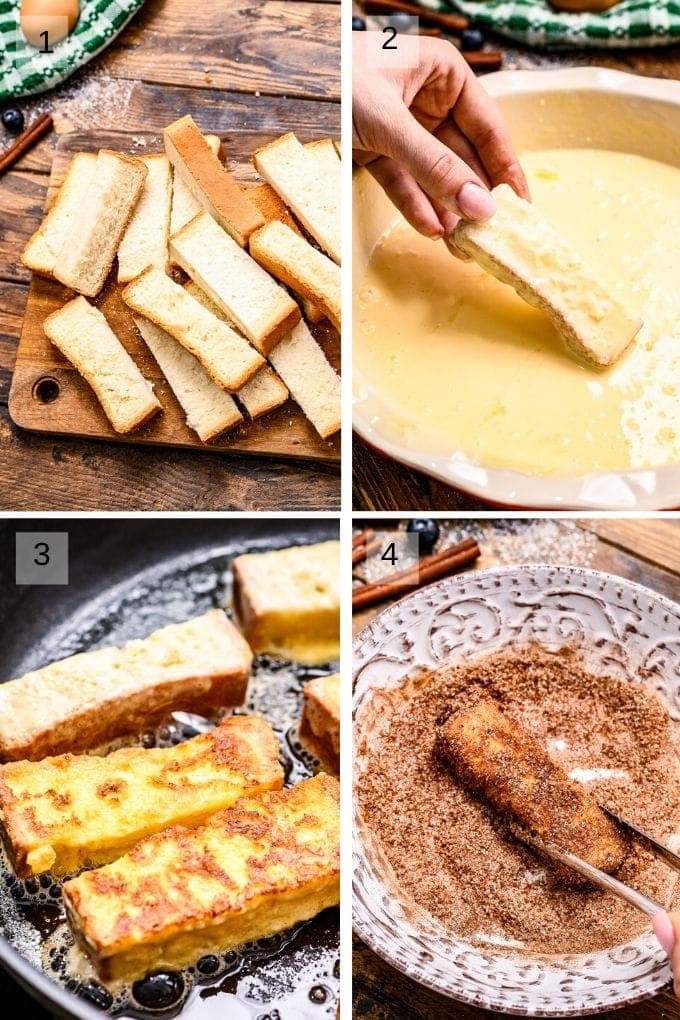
left=20, top=0, right=80, bottom=49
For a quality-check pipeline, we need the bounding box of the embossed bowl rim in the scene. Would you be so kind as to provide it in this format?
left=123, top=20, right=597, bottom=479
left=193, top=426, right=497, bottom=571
left=352, top=66, right=680, bottom=510
left=352, top=564, right=680, bottom=1015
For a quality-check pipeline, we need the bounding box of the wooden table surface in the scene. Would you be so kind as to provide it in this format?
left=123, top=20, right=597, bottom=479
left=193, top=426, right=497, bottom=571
left=0, top=0, right=340, bottom=511
left=352, top=34, right=680, bottom=511
left=352, top=517, right=680, bottom=1019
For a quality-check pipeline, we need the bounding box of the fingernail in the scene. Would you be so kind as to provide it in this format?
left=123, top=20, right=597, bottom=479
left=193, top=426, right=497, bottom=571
left=652, top=911, right=675, bottom=956
left=457, top=182, right=496, bottom=221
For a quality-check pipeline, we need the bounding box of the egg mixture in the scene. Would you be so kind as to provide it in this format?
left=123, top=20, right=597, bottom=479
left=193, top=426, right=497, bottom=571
left=354, top=149, right=680, bottom=477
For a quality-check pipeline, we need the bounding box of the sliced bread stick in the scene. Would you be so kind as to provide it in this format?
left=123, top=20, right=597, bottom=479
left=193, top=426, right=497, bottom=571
left=43, top=297, right=161, bottom=434
left=164, top=115, right=264, bottom=247
left=249, top=183, right=324, bottom=324
left=305, top=139, right=341, bottom=180
left=453, top=184, right=642, bottom=368
left=170, top=133, right=221, bottom=238
left=22, top=152, right=97, bottom=278
left=122, top=268, right=264, bottom=392
left=268, top=319, right=340, bottom=439
left=118, top=154, right=173, bottom=283
left=134, top=314, right=243, bottom=442
left=249, top=220, right=340, bottom=331
left=253, top=132, right=340, bottom=264
left=185, top=282, right=289, bottom=420
left=53, top=150, right=148, bottom=297
left=170, top=211, right=300, bottom=356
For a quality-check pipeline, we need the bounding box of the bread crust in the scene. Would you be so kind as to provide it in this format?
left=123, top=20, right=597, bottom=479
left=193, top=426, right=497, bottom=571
left=21, top=152, right=97, bottom=278
left=164, top=115, right=264, bottom=247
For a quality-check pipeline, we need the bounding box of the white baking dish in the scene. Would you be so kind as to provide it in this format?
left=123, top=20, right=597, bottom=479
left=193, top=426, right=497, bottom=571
left=352, top=68, right=680, bottom=509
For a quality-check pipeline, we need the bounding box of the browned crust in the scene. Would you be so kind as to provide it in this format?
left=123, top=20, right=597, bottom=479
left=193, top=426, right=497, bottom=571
left=122, top=267, right=264, bottom=393
left=299, top=717, right=339, bottom=776
left=231, top=560, right=261, bottom=651
left=164, top=116, right=264, bottom=246
left=249, top=226, right=340, bottom=331
left=259, top=304, right=302, bottom=357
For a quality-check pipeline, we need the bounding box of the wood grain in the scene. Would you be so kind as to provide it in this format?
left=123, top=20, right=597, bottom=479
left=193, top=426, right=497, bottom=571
left=10, top=130, right=340, bottom=465
left=103, top=0, right=340, bottom=101
left=353, top=520, right=680, bottom=1018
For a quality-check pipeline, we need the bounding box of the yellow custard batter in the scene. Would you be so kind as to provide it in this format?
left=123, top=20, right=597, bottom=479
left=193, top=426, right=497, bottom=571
left=354, top=149, right=680, bottom=477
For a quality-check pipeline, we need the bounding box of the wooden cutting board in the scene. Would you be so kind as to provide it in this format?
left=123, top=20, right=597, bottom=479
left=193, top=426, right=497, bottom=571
left=9, top=130, right=340, bottom=464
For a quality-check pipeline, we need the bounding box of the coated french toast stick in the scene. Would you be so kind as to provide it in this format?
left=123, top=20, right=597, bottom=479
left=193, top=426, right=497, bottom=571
left=0, top=716, right=282, bottom=878
left=0, top=610, right=252, bottom=762
left=63, top=774, right=340, bottom=982
left=437, top=699, right=628, bottom=882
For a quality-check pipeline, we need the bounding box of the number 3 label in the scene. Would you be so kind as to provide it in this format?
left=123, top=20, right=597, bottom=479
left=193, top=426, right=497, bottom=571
left=15, top=532, right=68, bottom=585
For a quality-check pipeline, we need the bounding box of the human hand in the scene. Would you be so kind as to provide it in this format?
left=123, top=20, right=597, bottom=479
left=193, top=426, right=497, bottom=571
left=352, top=33, right=529, bottom=239
left=653, top=911, right=680, bottom=995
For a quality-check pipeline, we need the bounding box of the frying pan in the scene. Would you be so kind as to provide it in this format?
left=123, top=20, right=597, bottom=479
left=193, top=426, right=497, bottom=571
left=0, top=517, right=340, bottom=1020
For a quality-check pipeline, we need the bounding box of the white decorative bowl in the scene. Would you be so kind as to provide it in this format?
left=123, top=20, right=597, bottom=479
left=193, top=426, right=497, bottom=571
left=353, top=68, right=680, bottom=510
left=353, top=565, right=680, bottom=1015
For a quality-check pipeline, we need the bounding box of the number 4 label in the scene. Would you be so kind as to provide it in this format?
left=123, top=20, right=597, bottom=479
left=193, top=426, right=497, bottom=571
left=15, top=532, right=69, bottom=585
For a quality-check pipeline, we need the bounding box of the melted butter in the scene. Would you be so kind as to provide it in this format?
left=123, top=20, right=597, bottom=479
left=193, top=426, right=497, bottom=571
left=354, top=149, right=680, bottom=477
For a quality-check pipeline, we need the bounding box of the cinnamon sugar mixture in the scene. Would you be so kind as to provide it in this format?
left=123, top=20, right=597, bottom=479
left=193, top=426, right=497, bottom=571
left=356, top=644, right=680, bottom=954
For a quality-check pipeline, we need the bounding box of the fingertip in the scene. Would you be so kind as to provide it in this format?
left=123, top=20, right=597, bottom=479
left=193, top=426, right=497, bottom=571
left=457, top=181, right=496, bottom=221
left=653, top=911, right=675, bottom=956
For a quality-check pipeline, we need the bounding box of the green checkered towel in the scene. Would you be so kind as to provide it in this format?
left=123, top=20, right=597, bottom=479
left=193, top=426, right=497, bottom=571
left=420, top=0, right=680, bottom=47
left=0, top=0, right=146, bottom=102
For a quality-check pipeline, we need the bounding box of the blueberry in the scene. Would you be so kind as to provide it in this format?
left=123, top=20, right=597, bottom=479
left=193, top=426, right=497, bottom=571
left=2, top=107, right=24, bottom=135
left=406, top=518, right=440, bottom=554
left=352, top=15, right=366, bottom=30
left=460, top=27, right=484, bottom=51
left=388, top=11, right=413, bottom=30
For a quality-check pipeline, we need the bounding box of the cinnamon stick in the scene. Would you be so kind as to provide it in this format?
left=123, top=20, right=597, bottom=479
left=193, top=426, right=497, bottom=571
left=353, top=528, right=375, bottom=550
left=0, top=113, right=53, bottom=176
left=464, top=51, right=503, bottom=72
left=352, top=536, right=381, bottom=566
left=352, top=538, right=480, bottom=612
left=364, top=0, right=469, bottom=32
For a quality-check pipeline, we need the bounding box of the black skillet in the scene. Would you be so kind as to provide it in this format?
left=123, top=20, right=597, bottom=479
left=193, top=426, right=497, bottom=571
left=0, top=518, right=340, bottom=1020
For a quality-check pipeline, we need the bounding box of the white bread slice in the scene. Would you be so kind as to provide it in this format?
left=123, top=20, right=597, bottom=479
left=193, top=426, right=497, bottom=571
left=249, top=221, right=340, bottom=331
left=253, top=133, right=340, bottom=264
left=134, top=314, right=243, bottom=441
left=453, top=183, right=642, bottom=368
left=117, top=154, right=173, bottom=283
left=268, top=319, right=340, bottom=439
left=0, top=609, right=252, bottom=762
left=305, top=139, right=340, bottom=182
left=22, top=152, right=97, bottom=278
left=43, top=297, right=161, bottom=434
left=53, top=150, right=148, bottom=297
left=164, top=115, right=264, bottom=247
left=122, top=268, right=264, bottom=392
left=170, top=211, right=300, bottom=356
left=185, top=282, right=289, bottom=420
left=249, top=183, right=324, bottom=324
left=170, top=134, right=221, bottom=239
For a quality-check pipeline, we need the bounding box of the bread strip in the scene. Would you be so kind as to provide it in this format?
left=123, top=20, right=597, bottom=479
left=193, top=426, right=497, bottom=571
left=122, top=267, right=264, bottom=392
left=134, top=314, right=243, bottom=441
left=253, top=132, right=340, bottom=263
left=249, top=182, right=324, bottom=323
left=117, top=154, right=172, bottom=283
left=0, top=610, right=252, bottom=763
left=164, top=115, right=264, bottom=246
left=453, top=184, right=642, bottom=368
left=43, top=297, right=161, bottom=434
left=185, top=282, right=289, bottom=420
left=305, top=138, right=341, bottom=180
left=0, top=715, right=282, bottom=878
left=22, top=152, right=97, bottom=278
left=62, top=774, right=339, bottom=982
left=53, top=150, right=148, bottom=297
left=250, top=220, right=341, bottom=331
left=233, top=541, right=340, bottom=663
left=268, top=319, right=340, bottom=439
left=301, top=673, right=340, bottom=775
left=170, top=133, right=221, bottom=238
left=170, top=211, right=300, bottom=356
left=437, top=699, right=629, bottom=886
